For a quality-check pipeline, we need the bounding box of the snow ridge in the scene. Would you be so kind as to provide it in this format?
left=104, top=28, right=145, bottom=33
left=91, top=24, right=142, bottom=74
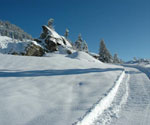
left=74, top=70, right=125, bottom=125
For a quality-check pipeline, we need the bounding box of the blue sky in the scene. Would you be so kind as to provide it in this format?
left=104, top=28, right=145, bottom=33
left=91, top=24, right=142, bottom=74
left=0, top=0, right=150, bottom=61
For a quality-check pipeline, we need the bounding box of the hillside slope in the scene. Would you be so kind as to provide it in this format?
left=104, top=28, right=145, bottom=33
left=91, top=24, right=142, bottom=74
left=0, top=52, right=123, bottom=125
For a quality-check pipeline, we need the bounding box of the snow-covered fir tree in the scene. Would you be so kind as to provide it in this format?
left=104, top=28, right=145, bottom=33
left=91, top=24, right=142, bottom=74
left=99, top=39, right=113, bottom=63
left=48, top=18, right=54, bottom=29
left=74, top=34, right=89, bottom=52
left=74, top=34, right=83, bottom=51
left=133, top=57, right=137, bottom=61
left=119, top=59, right=124, bottom=64
left=82, top=40, right=88, bottom=53
left=113, top=53, right=120, bottom=63
left=65, top=28, right=69, bottom=39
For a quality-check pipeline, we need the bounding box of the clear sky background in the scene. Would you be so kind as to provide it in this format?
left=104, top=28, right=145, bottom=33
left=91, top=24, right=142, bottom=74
left=0, top=0, right=150, bottom=61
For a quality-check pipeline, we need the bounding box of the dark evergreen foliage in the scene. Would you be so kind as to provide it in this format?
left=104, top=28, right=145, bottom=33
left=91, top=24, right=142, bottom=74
left=113, top=53, right=120, bottom=64
left=65, top=28, right=69, bottom=39
left=99, top=39, right=112, bottom=63
left=74, top=34, right=88, bottom=53
left=74, top=34, right=83, bottom=51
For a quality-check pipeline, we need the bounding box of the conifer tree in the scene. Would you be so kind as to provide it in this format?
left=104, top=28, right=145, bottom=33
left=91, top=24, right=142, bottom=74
left=113, top=53, right=120, bottom=63
left=99, top=39, right=112, bottom=63
left=82, top=40, right=88, bottom=53
left=48, top=18, right=54, bottom=29
left=65, top=28, right=69, bottom=39
left=133, top=57, right=137, bottom=61
left=74, top=34, right=83, bottom=51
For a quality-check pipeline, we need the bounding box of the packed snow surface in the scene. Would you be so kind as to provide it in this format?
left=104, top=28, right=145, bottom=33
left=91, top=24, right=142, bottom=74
left=0, top=52, right=123, bottom=125
left=111, top=66, right=150, bottom=125
left=75, top=63, right=150, bottom=125
left=76, top=70, right=125, bottom=125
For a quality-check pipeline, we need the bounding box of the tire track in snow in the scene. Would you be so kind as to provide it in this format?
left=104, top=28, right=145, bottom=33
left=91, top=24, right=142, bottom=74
left=112, top=67, right=150, bottom=125
left=94, top=72, right=130, bottom=125
left=73, top=70, right=127, bottom=125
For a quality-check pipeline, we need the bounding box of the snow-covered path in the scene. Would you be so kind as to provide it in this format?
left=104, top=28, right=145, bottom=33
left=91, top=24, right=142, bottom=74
left=75, top=70, right=129, bottom=125
left=75, top=66, right=150, bottom=125
left=112, top=67, right=150, bottom=125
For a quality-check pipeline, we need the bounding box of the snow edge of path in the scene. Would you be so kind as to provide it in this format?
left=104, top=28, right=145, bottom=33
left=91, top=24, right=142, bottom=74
left=73, top=70, right=125, bottom=125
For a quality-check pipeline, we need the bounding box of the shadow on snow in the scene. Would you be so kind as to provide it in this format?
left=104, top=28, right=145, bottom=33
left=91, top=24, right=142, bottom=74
left=0, top=68, right=123, bottom=77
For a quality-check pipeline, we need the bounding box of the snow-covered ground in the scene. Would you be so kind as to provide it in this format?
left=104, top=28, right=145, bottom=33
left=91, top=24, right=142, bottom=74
left=124, top=61, right=150, bottom=79
left=111, top=66, right=150, bottom=125
left=75, top=70, right=126, bottom=125
left=137, top=63, right=150, bottom=79
left=0, top=52, right=123, bottom=125
left=0, top=36, right=39, bottom=54
left=0, top=36, right=27, bottom=53
left=1, top=50, right=149, bottom=125
left=77, top=62, right=150, bottom=125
